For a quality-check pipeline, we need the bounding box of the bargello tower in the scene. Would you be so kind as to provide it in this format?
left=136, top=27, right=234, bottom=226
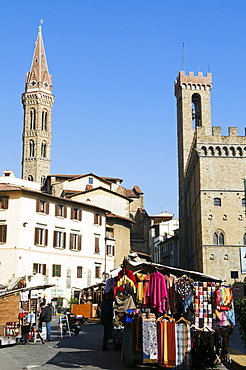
left=175, top=71, right=246, bottom=287
left=22, top=24, right=54, bottom=185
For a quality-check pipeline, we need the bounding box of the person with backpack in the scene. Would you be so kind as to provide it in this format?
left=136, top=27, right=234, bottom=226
left=38, top=302, right=53, bottom=341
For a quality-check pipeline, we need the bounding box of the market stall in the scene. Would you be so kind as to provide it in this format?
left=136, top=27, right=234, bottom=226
left=0, top=280, right=54, bottom=346
left=105, top=255, right=234, bottom=368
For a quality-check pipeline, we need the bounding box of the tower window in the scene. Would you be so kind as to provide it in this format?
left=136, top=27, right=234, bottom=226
left=213, top=231, right=225, bottom=245
left=242, top=199, right=246, bottom=207
left=243, top=233, right=246, bottom=245
left=192, top=93, right=201, bottom=128
left=41, top=176, right=46, bottom=186
left=214, top=198, right=221, bottom=206
left=30, top=108, right=36, bottom=130
left=41, top=142, right=47, bottom=158
left=29, top=140, right=35, bottom=157
left=28, top=175, right=34, bottom=182
left=42, top=111, right=47, bottom=131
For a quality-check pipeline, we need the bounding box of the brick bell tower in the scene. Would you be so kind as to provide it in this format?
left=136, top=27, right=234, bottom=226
left=21, top=23, right=54, bottom=185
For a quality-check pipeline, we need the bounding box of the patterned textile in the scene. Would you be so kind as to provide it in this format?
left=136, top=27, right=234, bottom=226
left=216, top=286, right=233, bottom=311
left=193, top=281, right=216, bottom=329
left=175, top=322, right=191, bottom=369
left=142, top=314, right=158, bottom=363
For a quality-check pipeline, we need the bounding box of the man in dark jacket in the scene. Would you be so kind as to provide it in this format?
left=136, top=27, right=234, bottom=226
left=100, top=293, right=113, bottom=351
left=38, top=302, right=53, bottom=341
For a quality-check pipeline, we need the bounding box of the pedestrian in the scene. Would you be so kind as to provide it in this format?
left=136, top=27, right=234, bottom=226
left=100, top=293, right=113, bottom=351
left=38, top=302, right=52, bottom=341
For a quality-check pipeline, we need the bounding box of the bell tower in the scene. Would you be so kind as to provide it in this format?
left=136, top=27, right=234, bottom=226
left=21, top=24, right=54, bottom=185
left=174, top=71, right=212, bottom=268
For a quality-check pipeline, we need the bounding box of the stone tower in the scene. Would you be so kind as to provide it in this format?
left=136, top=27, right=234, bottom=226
left=21, top=24, right=54, bottom=185
left=175, top=71, right=246, bottom=286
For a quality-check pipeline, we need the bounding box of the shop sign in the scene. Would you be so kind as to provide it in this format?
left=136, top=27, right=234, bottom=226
left=20, top=291, right=29, bottom=301
left=51, top=288, right=63, bottom=296
left=30, top=290, right=41, bottom=299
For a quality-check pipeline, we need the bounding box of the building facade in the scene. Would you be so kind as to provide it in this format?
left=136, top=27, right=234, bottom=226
left=175, top=71, right=246, bottom=284
left=0, top=171, right=113, bottom=303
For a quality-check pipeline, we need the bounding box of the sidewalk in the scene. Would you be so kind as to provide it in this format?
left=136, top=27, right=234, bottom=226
left=229, top=322, right=246, bottom=369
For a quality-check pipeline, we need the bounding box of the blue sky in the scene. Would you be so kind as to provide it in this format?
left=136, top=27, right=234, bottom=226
left=1, top=1, right=246, bottom=217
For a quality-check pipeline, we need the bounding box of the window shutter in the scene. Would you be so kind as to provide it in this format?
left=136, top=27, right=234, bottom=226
left=33, top=263, right=38, bottom=273
left=63, top=232, right=66, bottom=249
left=99, top=215, right=102, bottom=225
left=94, top=213, right=97, bottom=224
left=78, top=235, right=82, bottom=251
left=95, top=237, right=99, bottom=253
left=58, top=265, right=61, bottom=277
left=44, top=229, right=48, bottom=246
left=71, top=208, right=74, bottom=219
left=36, top=199, right=40, bottom=212
left=55, top=204, right=59, bottom=216
left=3, top=197, right=9, bottom=209
left=46, top=202, right=49, bottom=214
left=79, top=209, right=82, bottom=221
left=34, top=227, right=39, bottom=245
left=64, top=206, right=67, bottom=218
left=2, top=225, right=7, bottom=243
left=42, top=264, right=46, bottom=276
left=112, top=245, right=115, bottom=256
left=77, top=266, right=82, bottom=278
left=53, top=231, right=57, bottom=247
left=52, top=265, right=55, bottom=277
left=69, top=233, right=73, bottom=250
left=106, top=245, right=109, bottom=255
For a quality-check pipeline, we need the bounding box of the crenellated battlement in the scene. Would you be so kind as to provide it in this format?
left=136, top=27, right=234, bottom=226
left=196, top=126, right=246, bottom=156
left=175, top=71, right=212, bottom=93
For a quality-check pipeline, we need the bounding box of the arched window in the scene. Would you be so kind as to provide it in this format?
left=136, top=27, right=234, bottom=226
left=213, top=232, right=218, bottom=245
left=28, top=175, right=33, bottom=181
left=230, top=147, right=236, bottom=156
left=213, top=230, right=225, bottom=245
left=42, top=111, right=47, bottom=131
left=208, top=146, right=214, bottom=156
left=219, top=233, right=224, bottom=245
left=41, top=176, right=46, bottom=186
left=29, top=140, right=35, bottom=157
left=215, top=146, right=221, bottom=156
left=41, top=142, right=47, bottom=158
left=214, top=198, right=221, bottom=206
left=243, top=233, right=246, bottom=245
left=192, top=93, right=202, bottom=128
left=30, top=108, right=36, bottom=130
left=237, top=147, right=243, bottom=156
left=201, top=146, right=207, bottom=156
left=223, top=146, right=229, bottom=156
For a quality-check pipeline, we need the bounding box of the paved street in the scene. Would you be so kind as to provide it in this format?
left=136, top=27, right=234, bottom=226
left=0, top=316, right=229, bottom=370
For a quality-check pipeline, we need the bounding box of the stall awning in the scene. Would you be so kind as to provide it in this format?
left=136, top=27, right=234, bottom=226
left=122, top=258, right=221, bottom=282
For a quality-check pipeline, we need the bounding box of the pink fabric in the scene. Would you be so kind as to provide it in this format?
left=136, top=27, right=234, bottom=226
left=147, top=271, right=168, bottom=313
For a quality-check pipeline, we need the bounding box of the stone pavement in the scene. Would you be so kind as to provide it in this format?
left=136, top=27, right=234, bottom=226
left=0, top=316, right=244, bottom=370
left=228, top=322, right=246, bottom=369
